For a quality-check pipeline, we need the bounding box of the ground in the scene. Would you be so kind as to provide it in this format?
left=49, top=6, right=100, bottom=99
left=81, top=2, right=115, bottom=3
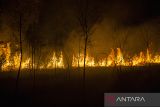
left=0, top=66, right=160, bottom=107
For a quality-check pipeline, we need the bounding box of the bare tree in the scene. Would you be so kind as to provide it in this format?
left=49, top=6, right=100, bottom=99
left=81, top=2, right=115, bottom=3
left=78, top=34, right=82, bottom=68
left=112, top=25, right=129, bottom=52
left=141, top=25, right=152, bottom=50
left=117, top=30, right=129, bottom=52
left=140, top=25, right=153, bottom=64
left=3, top=0, right=41, bottom=93
left=26, top=24, right=36, bottom=86
left=111, top=25, right=129, bottom=70
left=75, top=0, right=102, bottom=103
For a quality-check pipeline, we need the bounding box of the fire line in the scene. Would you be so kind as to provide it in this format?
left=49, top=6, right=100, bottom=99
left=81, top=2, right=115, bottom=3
left=1, top=42, right=160, bottom=71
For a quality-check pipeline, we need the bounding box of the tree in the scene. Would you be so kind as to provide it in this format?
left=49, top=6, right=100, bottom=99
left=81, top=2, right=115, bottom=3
left=74, top=0, right=102, bottom=103
left=111, top=24, right=129, bottom=64
left=141, top=25, right=152, bottom=51
left=3, top=0, right=41, bottom=93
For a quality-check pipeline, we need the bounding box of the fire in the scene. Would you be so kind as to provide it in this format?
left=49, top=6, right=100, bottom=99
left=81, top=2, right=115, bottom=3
left=72, top=48, right=126, bottom=67
left=116, top=48, right=125, bottom=65
left=0, top=42, right=65, bottom=71
left=13, top=52, right=20, bottom=69
left=22, top=58, right=31, bottom=69
left=47, top=52, right=64, bottom=69
left=1, top=41, right=160, bottom=71
left=72, top=53, right=95, bottom=67
left=72, top=48, right=160, bottom=67
left=106, top=49, right=115, bottom=66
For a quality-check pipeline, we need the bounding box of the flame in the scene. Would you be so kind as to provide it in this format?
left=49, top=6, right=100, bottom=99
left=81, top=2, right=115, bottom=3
left=13, top=52, right=20, bottom=69
left=1, top=43, right=12, bottom=70
left=47, top=52, right=64, bottom=69
left=1, top=42, right=160, bottom=71
left=106, top=48, right=115, bottom=66
left=0, top=43, right=65, bottom=71
left=22, top=58, right=31, bottom=69
left=116, top=48, right=125, bottom=66
left=72, top=48, right=160, bottom=67
left=72, top=53, right=95, bottom=67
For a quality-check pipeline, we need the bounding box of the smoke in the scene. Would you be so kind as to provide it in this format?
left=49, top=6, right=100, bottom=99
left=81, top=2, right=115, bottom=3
left=0, top=0, right=160, bottom=60
left=65, top=16, right=160, bottom=59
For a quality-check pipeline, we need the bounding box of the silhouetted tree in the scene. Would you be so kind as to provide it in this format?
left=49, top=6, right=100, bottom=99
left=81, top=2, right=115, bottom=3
left=3, top=0, right=41, bottom=93
left=74, top=0, right=102, bottom=104
left=141, top=25, right=152, bottom=51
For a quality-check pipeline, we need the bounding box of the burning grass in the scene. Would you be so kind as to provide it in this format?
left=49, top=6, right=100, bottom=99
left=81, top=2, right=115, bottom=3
left=1, top=42, right=160, bottom=71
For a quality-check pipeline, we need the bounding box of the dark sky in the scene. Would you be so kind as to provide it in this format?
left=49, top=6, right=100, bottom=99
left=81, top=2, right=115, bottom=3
left=39, top=0, right=160, bottom=51
left=40, top=0, right=160, bottom=25
left=1, top=0, right=160, bottom=27
left=0, top=0, right=160, bottom=53
left=37, top=0, right=160, bottom=38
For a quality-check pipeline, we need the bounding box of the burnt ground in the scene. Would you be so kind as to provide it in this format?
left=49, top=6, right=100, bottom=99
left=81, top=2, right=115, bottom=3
left=0, top=65, right=160, bottom=107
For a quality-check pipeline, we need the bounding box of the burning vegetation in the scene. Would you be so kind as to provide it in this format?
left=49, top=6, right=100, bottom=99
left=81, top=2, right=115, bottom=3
left=1, top=41, right=160, bottom=71
left=0, top=0, right=159, bottom=72
left=0, top=41, right=65, bottom=71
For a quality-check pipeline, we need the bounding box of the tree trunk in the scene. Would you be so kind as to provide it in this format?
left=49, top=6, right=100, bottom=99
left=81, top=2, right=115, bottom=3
left=83, top=37, right=87, bottom=86
left=36, top=48, right=41, bottom=70
left=32, top=46, right=34, bottom=72
left=33, top=47, right=36, bottom=87
left=78, top=36, right=80, bottom=68
left=83, top=34, right=88, bottom=105
left=16, top=14, right=22, bottom=93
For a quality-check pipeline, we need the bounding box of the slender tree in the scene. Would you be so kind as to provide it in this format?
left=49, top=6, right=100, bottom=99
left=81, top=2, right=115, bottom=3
left=3, top=0, right=41, bottom=93
left=141, top=25, right=152, bottom=51
left=75, top=0, right=102, bottom=104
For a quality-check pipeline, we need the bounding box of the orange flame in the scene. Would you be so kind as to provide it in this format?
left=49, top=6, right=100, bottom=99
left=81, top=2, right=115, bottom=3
left=1, top=42, right=160, bottom=71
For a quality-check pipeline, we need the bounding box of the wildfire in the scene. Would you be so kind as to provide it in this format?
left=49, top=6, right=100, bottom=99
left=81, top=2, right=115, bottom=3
left=47, top=52, right=64, bottom=69
left=72, top=48, right=160, bottom=67
left=0, top=42, right=65, bottom=71
left=72, top=53, right=95, bottom=67
left=1, top=42, right=160, bottom=71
